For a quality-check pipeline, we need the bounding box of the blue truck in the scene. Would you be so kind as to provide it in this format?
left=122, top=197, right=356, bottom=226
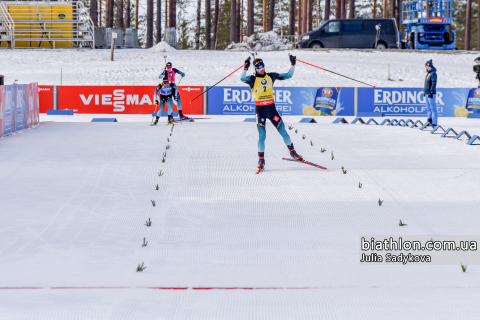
left=402, top=0, right=455, bottom=50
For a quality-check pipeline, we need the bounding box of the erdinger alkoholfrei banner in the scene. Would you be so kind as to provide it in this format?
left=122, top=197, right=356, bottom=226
left=358, top=87, right=471, bottom=117
left=466, top=88, right=480, bottom=114
left=207, top=86, right=354, bottom=116
left=58, top=86, right=203, bottom=114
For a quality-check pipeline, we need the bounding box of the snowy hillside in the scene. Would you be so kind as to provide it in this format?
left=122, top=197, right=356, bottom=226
left=1, top=46, right=479, bottom=88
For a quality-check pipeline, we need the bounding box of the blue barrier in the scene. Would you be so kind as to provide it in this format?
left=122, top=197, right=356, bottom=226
left=467, top=113, right=480, bottom=119
left=430, top=125, right=445, bottom=134
left=441, top=128, right=458, bottom=137
left=333, top=118, right=348, bottom=124
left=357, top=112, right=384, bottom=117
left=244, top=118, right=256, bottom=122
left=91, top=118, right=118, bottom=122
left=351, top=117, right=365, bottom=124
left=467, top=135, right=480, bottom=145
left=394, top=119, right=406, bottom=126
left=299, top=118, right=317, bottom=123
left=366, top=118, right=378, bottom=125
left=380, top=119, right=391, bottom=125
left=388, top=119, right=399, bottom=126
left=455, top=131, right=471, bottom=140
left=420, top=122, right=435, bottom=130
left=402, top=119, right=414, bottom=127
left=47, top=110, right=74, bottom=115
left=411, top=120, right=423, bottom=128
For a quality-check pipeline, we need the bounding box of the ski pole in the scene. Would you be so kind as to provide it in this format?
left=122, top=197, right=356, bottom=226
left=189, top=62, right=247, bottom=104
left=151, top=101, right=159, bottom=125
left=295, top=58, right=375, bottom=88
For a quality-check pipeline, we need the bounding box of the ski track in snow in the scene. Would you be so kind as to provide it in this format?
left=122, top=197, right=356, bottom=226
left=1, top=116, right=480, bottom=318
left=1, top=48, right=480, bottom=88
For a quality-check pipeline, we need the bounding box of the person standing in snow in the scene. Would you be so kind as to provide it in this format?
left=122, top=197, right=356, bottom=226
left=424, top=60, right=438, bottom=126
left=240, top=55, right=303, bottom=172
left=152, top=77, right=183, bottom=124
left=159, top=62, right=188, bottom=120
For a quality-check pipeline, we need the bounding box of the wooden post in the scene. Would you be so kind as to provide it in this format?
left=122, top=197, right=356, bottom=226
left=263, top=0, right=267, bottom=32
left=135, top=0, right=139, bottom=28
left=165, top=0, right=168, bottom=30
left=465, top=0, right=472, bottom=50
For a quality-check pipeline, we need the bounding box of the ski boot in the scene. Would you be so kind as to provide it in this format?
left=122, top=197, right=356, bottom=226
left=178, top=110, right=190, bottom=120
left=256, top=152, right=265, bottom=174
left=167, top=115, right=175, bottom=124
left=153, top=116, right=159, bottom=125
left=287, top=143, right=303, bottom=161
left=258, top=152, right=265, bottom=170
left=427, top=118, right=432, bottom=124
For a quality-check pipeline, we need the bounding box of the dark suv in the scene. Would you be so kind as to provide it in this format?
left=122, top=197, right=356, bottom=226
left=299, top=18, right=399, bottom=49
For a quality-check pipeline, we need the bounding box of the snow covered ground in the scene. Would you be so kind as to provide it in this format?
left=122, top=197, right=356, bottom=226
left=1, top=114, right=480, bottom=319
left=1, top=46, right=479, bottom=88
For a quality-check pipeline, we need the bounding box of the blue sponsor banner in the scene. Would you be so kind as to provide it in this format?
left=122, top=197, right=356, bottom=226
left=208, top=86, right=354, bottom=116
left=358, top=87, right=470, bottom=117
left=4, top=85, right=13, bottom=135
left=466, top=88, right=480, bottom=113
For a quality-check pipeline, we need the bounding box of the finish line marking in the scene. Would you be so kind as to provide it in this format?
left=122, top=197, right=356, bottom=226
left=0, top=286, right=318, bottom=290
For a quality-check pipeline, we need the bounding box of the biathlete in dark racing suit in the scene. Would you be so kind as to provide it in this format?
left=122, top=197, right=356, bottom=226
left=152, top=78, right=178, bottom=124
left=240, top=56, right=303, bottom=171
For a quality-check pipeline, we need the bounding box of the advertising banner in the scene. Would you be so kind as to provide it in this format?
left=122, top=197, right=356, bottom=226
left=14, top=85, right=27, bottom=131
left=3, top=86, right=13, bottom=135
left=310, top=87, right=354, bottom=116
left=0, top=86, right=4, bottom=137
left=358, top=87, right=470, bottom=117
left=465, top=88, right=480, bottom=114
left=58, top=86, right=203, bottom=114
left=33, top=83, right=40, bottom=126
left=11, top=85, right=16, bottom=133
left=27, top=84, right=35, bottom=127
left=208, top=86, right=354, bottom=116
left=38, top=85, right=53, bottom=113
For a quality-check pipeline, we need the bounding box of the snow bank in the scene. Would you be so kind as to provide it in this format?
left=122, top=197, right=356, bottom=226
left=150, top=41, right=176, bottom=52
left=226, top=31, right=295, bottom=51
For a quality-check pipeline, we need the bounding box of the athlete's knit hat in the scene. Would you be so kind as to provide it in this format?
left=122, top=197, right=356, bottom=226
left=253, top=58, right=264, bottom=68
left=425, top=60, right=433, bottom=67
left=166, top=62, right=172, bottom=67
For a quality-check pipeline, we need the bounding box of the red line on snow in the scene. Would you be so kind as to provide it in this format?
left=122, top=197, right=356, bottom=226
left=0, top=286, right=319, bottom=290
left=0, top=287, right=43, bottom=290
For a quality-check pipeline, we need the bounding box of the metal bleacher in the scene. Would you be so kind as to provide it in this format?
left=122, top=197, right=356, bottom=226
left=0, top=0, right=94, bottom=49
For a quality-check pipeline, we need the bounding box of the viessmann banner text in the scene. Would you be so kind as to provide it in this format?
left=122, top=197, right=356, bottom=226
left=58, top=86, right=203, bottom=114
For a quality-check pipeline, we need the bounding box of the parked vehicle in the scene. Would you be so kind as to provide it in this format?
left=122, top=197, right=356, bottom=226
left=402, top=0, right=455, bottom=50
left=299, top=18, right=400, bottom=49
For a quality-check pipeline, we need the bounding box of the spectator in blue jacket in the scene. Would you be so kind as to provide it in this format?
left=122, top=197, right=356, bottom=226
left=424, top=60, right=438, bottom=126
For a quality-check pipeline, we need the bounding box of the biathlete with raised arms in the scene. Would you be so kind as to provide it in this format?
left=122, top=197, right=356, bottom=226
left=159, top=62, right=189, bottom=120
left=152, top=77, right=178, bottom=124
left=240, top=55, right=303, bottom=172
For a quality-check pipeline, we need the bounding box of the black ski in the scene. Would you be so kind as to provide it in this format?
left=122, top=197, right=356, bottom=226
left=282, top=158, right=328, bottom=170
